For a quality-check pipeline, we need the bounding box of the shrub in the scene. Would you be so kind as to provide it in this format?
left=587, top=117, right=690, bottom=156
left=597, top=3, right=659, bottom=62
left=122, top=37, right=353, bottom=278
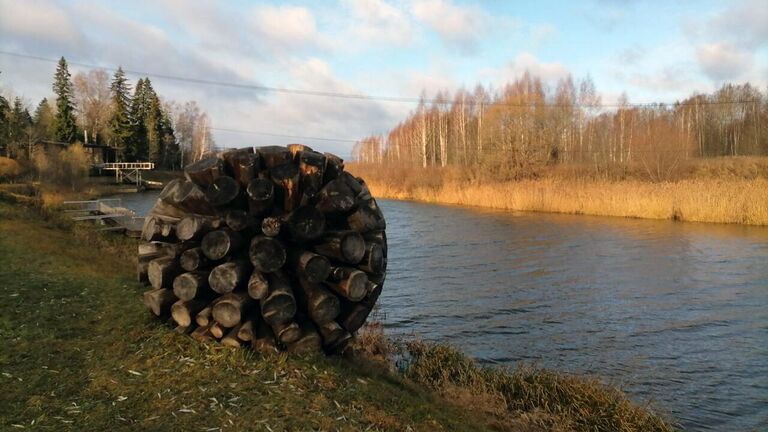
left=0, top=157, right=25, bottom=181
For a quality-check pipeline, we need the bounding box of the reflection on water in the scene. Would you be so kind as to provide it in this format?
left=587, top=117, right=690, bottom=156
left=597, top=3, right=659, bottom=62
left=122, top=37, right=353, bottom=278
left=116, top=192, right=768, bottom=430
left=379, top=200, right=768, bottom=431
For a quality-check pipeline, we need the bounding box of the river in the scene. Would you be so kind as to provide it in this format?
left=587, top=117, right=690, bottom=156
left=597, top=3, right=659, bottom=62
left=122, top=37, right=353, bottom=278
left=117, top=191, right=768, bottom=431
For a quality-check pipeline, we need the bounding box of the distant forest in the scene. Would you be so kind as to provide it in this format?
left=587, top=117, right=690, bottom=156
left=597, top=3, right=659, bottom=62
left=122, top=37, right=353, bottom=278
left=352, top=73, right=767, bottom=178
left=0, top=57, right=214, bottom=169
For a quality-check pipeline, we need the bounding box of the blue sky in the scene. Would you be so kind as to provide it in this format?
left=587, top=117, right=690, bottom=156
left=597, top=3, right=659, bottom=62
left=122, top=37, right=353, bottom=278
left=1, top=0, right=766, bottom=157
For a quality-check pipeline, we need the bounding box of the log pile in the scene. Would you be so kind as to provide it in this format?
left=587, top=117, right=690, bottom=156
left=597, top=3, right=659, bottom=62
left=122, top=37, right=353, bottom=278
left=139, top=145, right=386, bottom=354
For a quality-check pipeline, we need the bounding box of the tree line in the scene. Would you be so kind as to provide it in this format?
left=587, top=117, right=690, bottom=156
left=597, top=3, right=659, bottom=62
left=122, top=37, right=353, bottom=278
left=352, top=72, right=768, bottom=178
left=0, top=57, right=214, bottom=169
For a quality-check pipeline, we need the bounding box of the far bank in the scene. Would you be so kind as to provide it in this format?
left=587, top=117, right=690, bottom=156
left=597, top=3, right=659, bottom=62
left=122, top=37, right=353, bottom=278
left=348, top=161, right=768, bottom=226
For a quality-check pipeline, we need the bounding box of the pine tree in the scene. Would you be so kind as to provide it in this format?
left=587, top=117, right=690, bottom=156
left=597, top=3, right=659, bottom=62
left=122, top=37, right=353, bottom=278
left=109, top=67, right=132, bottom=160
left=52, top=57, right=78, bottom=143
left=160, top=109, right=179, bottom=169
left=0, top=94, right=9, bottom=157
left=127, top=78, right=148, bottom=161
left=142, top=79, right=167, bottom=165
left=33, top=98, right=56, bottom=141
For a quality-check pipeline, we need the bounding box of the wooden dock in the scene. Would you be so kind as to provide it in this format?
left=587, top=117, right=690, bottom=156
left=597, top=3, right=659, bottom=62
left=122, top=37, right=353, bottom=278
left=63, top=198, right=144, bottom=237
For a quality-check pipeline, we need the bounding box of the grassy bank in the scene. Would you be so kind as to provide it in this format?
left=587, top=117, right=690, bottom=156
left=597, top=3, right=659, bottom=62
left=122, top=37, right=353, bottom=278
left=0, top=200, right=675, bottom=431
left=348, top=158, right=768, bottom=225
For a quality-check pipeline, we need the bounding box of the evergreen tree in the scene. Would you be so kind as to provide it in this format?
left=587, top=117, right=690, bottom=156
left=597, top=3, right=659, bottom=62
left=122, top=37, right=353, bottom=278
left=128, top=78, right=148, bottom=161
left=143, top=79, right=164, bottom=165
left=7, top=98, right=32, bottom=158
left=52, top=57, right=78, bottom=143
left=0, top=94, right=9, bottom=157
left=160, top=109, right=179, bottom=169
left=33, top=98, right=56, bottom=141
left=109, top=67, right=132, bottom=160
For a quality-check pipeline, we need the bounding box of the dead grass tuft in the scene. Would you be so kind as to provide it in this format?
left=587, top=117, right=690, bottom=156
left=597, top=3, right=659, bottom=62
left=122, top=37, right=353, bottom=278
left=403, top=341, right=676, bottom=432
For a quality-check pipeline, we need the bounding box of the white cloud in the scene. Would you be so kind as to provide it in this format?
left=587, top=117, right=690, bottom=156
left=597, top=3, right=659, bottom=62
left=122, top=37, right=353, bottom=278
left=708, top=0, right=768, bottom=49
left=0, top=0, right=83, bottom=49
left=411, top=0, right=489, bottom=54
left=343, top=0, right=414, bottom=46
left=696, top=43, right=753, bottom=82
left=483, top=52, right=570, bottom=86
left=248, top=5, right=318, bottom=50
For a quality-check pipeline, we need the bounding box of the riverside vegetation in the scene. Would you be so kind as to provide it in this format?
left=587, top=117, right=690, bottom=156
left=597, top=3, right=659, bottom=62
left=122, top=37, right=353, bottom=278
left=349, top=157, right=768, bottom=225
left=349, top=73, right=768, bottom=225
left=0, top=192, right=675, bottom=431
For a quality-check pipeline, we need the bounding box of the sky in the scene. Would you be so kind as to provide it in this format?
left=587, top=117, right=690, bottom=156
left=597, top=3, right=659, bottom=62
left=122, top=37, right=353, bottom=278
left=1, top=0, right=767, bottom=157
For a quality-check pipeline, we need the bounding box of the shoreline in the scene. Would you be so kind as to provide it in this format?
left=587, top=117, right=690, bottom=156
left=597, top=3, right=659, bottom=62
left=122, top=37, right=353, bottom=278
left=360, top=177, right=768, bottom=226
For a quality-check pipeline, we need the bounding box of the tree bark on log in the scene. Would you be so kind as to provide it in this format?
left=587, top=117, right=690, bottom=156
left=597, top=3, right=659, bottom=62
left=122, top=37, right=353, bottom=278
left=298, top=150, right=326, bottom=199
left=202, top=229, right=244, bottom=261
left=237, top=318, right=255, bottom=341
left=148, top=257, right=182, bottom=289
left=252, top=317, right=278, bottom=352
left=209, top=322, right=225, bottom=339
left=191, top=323, right=214, bottom=342
left=246, top=178, right=274, bottom=216
left=287, top=320, right=322, bottom=354
left=177, top=216, right=221, bottom=242
left=196, top=304, right=214, bottom=327
left=206, top=176, right=241, bottom=208
left=323, top=153, right=344, bottom=183
left=209, top=260, right=251, bottom=294
left=257, top=145, right=293, bottom=168
left=296, top=277, right=340, bottom=325
left=143, top=288, right=177, bottom=316
left=173, top=271, right=212, bottom=300
left=270, top=163, right=300, bottom=212
left=326, top=267, right=368, bottom=301
left=314, top=231, right=366, bottom=264
left=249, top=236, right=286, bottom=273
left=185, top=155, right=224, bottom=189
left=138, top=252, right=164, bottom=284
left=317, top=321, right=351, bottom=350
left=314, top=179, right=355, bottom=214
left=272, top=320, right=302, bottom=344
left=286, top=206, right=325, bottom=241
left=173, top=180, right=216, bottom=215
left=171, top=299, right=208, bottom=327
left=287, top=143, right=311, bottom=159
left=260, top=272, right=297, bottom=325
left=179, top=247, right=212, bottom=272
left=212, top=292, right=253, bottom=328
left=225, top=209, right=256, bottom=232
left=247, top=271, right=269, bottom=301
left=221, top=324, right=244, bottom=348
left=357, top=243, right=385, bottom=274
left=228, top=152, right=261, bottom=188
left=287, top=250, right=331, bottom=283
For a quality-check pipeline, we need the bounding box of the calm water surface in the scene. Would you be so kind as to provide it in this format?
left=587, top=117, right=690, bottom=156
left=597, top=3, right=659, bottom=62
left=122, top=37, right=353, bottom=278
left=119, top=193, right=768, bottom=431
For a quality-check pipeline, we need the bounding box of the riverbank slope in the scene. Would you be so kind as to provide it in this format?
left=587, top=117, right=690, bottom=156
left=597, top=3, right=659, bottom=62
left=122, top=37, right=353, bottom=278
left=0, top=200, right=675, bottom=431
left=348, top=159, right=768, bottom=225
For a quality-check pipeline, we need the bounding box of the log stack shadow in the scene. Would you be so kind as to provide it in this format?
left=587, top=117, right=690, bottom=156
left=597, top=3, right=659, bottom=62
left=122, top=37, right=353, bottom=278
left=140, top=145, right=386, bottom=354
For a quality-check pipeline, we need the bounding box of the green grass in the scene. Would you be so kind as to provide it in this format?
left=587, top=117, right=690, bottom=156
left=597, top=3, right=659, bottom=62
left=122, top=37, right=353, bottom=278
left=0, top=202, right=491, bottom=431
left=0, top=200, right=676, bottom=431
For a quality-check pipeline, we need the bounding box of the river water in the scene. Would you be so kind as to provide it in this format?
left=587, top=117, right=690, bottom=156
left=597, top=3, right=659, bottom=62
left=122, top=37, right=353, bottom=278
left=118, top=192, right=768, bottom=431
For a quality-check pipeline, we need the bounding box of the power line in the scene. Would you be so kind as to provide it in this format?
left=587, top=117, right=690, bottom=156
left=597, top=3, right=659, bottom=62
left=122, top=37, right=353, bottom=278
left=1, top=50, right=763, bottom=109
left=209, top=127, right=359, bottom=143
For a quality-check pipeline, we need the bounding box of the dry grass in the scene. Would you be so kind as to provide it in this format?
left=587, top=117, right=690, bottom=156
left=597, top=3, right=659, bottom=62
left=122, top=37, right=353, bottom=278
left=350, top=158, right=768, bottom=225
left=0, top=156, right=25, bottom=180
left=402, top=341, right=676, bottom=432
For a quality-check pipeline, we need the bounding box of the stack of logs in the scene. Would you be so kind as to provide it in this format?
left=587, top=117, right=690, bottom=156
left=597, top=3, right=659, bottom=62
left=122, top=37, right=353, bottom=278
left=139, top=145, right=386, bottom=354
